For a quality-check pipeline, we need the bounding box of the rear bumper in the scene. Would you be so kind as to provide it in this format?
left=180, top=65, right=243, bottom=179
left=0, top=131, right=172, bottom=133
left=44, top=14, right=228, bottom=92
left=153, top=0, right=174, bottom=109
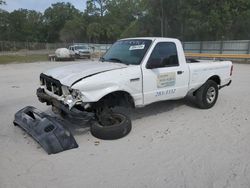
left=37, top=88, right=94, bottom=122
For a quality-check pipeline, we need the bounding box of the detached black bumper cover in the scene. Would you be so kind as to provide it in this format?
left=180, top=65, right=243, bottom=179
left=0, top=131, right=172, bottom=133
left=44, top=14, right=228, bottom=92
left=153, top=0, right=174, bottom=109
left=13, top=106, right=78, bottom=154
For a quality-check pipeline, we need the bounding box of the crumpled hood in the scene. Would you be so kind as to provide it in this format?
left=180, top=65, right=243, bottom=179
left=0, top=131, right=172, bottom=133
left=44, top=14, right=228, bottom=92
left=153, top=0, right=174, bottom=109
left=43, top=61, right=127, bottom=86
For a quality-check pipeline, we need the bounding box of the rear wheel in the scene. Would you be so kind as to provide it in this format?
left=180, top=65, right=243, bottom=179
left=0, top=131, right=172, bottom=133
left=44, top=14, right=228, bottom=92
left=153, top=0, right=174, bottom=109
left=195, top=80, right=219, bottom=109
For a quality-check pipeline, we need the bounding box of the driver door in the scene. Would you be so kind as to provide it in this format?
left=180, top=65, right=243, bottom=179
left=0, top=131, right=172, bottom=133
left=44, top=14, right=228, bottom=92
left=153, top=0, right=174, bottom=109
left=142, top=42, right=189, bottom=105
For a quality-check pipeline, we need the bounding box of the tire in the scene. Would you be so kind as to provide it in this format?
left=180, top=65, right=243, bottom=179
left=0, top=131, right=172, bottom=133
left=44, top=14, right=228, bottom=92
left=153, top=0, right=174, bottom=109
left=196, top=80, right=219, bottom=109
left=90, top=106, right=132, bottom=140
left=52, top=106, right=66, bottom=117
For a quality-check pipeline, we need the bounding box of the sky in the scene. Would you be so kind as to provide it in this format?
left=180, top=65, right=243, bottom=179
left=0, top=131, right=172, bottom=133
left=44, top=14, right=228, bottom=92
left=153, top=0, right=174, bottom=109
left=1, top=0, right=87, bottom=12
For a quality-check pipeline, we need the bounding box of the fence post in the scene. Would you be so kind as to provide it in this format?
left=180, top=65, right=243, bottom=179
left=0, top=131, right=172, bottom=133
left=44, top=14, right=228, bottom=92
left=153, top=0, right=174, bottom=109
left=0, top=41, right=3, bottom=52
left=246, top=40, right=250, bottom=63
left=247, top=40, right=250, bottom=54
left=200, top=41, right=203, bottom=53
left=220, top=40, right=223, bottom=54
left=13, top=41, right=16, bottom=51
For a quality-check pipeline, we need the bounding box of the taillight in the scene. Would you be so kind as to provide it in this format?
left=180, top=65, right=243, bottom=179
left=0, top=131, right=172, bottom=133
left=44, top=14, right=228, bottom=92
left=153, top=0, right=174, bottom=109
left=230, top=65, right=233, bottom=76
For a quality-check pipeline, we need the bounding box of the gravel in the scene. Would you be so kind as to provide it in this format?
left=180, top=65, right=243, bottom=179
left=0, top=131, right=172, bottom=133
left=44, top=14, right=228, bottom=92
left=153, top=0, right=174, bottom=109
left=0, top=61, right=250, bottom=188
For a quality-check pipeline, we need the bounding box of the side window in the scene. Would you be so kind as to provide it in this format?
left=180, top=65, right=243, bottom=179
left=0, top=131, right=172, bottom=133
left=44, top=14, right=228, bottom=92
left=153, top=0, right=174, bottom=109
left=147, top=42, right=179, bottom=68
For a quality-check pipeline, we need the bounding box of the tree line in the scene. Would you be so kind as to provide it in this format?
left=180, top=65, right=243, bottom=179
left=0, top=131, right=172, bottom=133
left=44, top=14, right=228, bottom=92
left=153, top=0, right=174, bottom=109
left=0, top=0, right=250, bottom=43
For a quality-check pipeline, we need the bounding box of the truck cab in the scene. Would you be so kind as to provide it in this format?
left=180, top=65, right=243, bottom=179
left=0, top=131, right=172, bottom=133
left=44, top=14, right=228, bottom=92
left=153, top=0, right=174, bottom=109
left=137, top=38, right=190, bottom=105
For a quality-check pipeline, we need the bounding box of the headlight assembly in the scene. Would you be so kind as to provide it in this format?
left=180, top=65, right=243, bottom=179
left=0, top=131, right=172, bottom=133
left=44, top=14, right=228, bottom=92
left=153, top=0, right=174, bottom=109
left=71, top=89, right=84, bottom=99
left=68, top=88, right=84, bottom=99
left=63, top=88, right=84, bottom=109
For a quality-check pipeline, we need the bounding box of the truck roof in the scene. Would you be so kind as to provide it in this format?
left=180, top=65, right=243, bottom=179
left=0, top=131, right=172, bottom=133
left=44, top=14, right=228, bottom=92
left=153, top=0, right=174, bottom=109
left=120, top=37, right=180, bottom=42
left=73, top=44, right=85, bottom=46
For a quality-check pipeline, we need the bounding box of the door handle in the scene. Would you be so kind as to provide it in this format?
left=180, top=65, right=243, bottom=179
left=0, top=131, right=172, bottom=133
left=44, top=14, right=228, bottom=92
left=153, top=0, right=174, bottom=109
left=130, top=78, right=140, bottom=82
left=177, top=71, right=184, bottom=75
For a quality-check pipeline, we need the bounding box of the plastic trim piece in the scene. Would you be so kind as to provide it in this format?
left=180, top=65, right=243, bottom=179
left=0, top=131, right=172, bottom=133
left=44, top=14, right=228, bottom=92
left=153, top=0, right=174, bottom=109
left=13, top=106, right=78, bottom=154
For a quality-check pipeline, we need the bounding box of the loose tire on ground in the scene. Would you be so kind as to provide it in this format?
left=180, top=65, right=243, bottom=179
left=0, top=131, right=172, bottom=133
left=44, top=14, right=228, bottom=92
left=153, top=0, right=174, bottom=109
left=90, top=107, right=132, bottom=140
left=195, top=80, right=219, bottom=109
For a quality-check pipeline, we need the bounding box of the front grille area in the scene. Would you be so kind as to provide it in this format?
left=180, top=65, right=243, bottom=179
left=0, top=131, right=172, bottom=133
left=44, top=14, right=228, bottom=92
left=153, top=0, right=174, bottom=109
left=81, top=51, right=90, bottom=54
left=40, top=73, right=63, bottom=96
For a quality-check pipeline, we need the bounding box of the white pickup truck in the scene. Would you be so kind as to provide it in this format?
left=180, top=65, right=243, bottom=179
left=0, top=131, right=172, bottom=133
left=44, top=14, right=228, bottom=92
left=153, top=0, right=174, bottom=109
left=37, top=37, right=233, bottom=139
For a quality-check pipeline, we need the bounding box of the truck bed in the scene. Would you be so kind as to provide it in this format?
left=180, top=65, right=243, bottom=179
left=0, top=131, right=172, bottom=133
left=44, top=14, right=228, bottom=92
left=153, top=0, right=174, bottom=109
left=186, top=58, right=224, bottom=63
left=187, top=59, right=232, bottom=91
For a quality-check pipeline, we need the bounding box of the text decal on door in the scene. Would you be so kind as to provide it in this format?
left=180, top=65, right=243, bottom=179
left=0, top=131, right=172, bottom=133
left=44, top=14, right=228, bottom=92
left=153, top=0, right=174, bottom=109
left=157, top=72, right=176, bottom=88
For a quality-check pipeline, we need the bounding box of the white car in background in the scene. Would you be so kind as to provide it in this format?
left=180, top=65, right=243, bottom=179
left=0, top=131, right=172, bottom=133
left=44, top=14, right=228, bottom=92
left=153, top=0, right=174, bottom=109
left=54, top=48, right=75, bottom=61
left=69, top=45, right=91, bottom=59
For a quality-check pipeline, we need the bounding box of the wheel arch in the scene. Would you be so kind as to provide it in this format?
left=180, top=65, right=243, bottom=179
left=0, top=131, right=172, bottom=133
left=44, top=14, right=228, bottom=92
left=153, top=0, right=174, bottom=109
left=96, top=90, right=135, bottom=108
left=193, top=75, right=221, bottom=96
left=207, top=75, right=221, bottom=85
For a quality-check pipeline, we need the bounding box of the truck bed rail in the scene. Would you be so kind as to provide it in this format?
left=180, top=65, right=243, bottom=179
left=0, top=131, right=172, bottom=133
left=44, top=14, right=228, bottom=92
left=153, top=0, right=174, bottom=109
left=186, top=53, right=250, bottom=60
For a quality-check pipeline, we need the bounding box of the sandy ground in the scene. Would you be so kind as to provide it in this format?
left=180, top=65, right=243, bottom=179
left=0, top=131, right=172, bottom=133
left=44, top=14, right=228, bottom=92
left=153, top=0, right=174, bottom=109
left=0, top=61, right=250, bottom=188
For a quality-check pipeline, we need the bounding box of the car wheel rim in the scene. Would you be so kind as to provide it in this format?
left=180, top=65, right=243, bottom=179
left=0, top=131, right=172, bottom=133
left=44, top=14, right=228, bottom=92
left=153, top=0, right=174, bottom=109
left=206, top=87, right=216, bottom=104
left=99, top=113, right=126, bottom=127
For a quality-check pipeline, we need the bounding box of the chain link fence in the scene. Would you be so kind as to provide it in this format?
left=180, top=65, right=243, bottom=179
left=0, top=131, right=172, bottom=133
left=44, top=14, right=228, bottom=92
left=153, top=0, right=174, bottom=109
left=1, top=40, right=250, bottom=56
left=0, top=41, right=112, bottom=56
left=183, top=40, right=250, bottom=54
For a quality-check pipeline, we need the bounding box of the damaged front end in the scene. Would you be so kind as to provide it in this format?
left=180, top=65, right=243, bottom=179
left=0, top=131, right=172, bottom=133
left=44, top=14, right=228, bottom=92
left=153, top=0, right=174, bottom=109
left=37, top=88, right=94, bottom=123
left=13, top=75, right=95, bottom=155
left=38, top=73, right=94, bottom=122
left=39, top=73, right=84, bottom=109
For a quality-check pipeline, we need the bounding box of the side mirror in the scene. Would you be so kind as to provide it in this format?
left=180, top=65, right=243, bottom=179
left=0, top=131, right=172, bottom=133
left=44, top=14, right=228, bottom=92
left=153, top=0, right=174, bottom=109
left=146, top=58, right=164, bottom=69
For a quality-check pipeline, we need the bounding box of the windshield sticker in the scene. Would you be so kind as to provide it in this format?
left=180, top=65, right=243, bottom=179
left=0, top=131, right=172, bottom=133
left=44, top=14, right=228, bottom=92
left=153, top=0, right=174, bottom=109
left=129, top=44, right=145, bottom=50
left=157, top=72, right=176, bottom=88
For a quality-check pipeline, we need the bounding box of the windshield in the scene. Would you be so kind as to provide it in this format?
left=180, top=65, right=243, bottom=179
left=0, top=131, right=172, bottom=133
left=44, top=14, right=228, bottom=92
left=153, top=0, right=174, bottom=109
left=101, top=39, right=152, bottom=65
left=75, top=46, right=87, bottom=50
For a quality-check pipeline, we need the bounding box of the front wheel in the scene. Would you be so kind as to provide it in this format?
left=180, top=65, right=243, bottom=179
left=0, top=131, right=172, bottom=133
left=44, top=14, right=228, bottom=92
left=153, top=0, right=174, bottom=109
left=90, top=106, right=132, bottom=140
left=195, top=80, right=219, bottom=109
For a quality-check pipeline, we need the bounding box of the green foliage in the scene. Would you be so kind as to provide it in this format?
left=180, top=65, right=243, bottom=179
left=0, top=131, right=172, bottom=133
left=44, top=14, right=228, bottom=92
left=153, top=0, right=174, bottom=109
left=0, top=10, right=9, bottom=40
left=43, top=2, right=81, bottom=42
left=87, top=22, right=103, bottom=42
left=86, top=0, right=108, bottom=17
left=5, top=9, right=44, bottom=41
left=60, top=16, right=87, bottom=42
left=1, top=0, right=250, bottom=43
left=0, top=0, right=5, bottom=5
